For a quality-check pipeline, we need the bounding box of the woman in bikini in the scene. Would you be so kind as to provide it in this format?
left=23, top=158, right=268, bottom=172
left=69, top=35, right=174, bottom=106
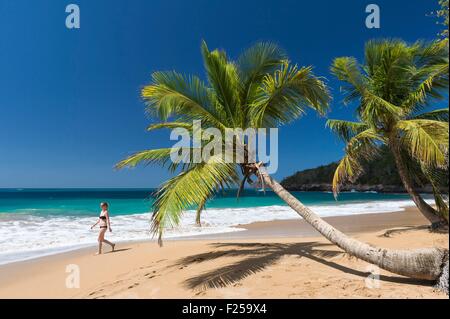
left=91, top=202, right=115, bottom=255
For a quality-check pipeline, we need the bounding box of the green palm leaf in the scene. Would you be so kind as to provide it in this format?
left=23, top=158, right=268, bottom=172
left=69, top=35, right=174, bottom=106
left=147, top=121, right=193, bottom=132
left=331, top=56, right=366, bottom=105
left=410, top=108, right=449, bottom=121
left=116, top=147, right=202, bottom=173
left=396, top=119, right=449, bottom=167
left=403, top=63, right=449, bottom=112
left=326, top=120, right=369, bottom=142
left=142, top=71, right=226, bottom=129
left=237, top=42, right=287, bottom=107
left=250, top=62, right=330, bottom=127
left=332, top=129, right=383, bottom=196
left=151, top=155, right=239, bottom=243
left=201, top=41, right=241, bottom=126
left=115, top=148, right=179, bottom=169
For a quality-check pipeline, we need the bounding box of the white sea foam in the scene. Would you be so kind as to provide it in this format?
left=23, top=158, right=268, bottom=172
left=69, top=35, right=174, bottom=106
left=0, top=198, right=433, bottom=265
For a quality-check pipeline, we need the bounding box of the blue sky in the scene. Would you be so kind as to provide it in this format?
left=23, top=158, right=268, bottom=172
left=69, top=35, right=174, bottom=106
left=0, top=0, right=445, bottom=188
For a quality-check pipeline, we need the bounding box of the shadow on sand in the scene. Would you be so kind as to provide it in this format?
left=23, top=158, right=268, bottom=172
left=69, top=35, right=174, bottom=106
left=174, top=242, right=434, bottom=291
left=104, top=248, right=132, bottom=254
left=382, top=225, right=448, bottom=237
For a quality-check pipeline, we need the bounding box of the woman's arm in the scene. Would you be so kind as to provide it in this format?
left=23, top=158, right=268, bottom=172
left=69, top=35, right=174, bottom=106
left=106, top=212, right=112, bottom=232
left=91, top=219, right=100, bottom=229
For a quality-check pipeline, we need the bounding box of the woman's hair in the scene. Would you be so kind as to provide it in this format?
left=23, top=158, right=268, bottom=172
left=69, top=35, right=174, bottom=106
left=100, top=202, right=109, bottom=208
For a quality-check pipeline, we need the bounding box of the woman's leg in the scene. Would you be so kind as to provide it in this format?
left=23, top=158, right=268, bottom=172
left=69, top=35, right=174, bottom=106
left=103, top=238, right=115, bottom=250
left=97, top=229, right=106, bottom=254
left=98, top=228, right=115, bottom=251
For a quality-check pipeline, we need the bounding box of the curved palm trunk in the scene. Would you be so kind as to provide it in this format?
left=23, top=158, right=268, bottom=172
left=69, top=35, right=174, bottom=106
left=195, top=200, right=206, bottom=226
left=389, top=145, right=444, bottom=226
left=260, top=169, right=448, bottom=281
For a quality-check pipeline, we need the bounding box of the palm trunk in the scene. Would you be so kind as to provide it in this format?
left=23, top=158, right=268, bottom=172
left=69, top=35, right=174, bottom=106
left=389, top=144, right=443, bottom=226
left=260, top=169, right=448, bottom=281
left=195, top=200, right=206, bottom=226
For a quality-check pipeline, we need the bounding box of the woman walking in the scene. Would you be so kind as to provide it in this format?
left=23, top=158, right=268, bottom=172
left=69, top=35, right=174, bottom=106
left=91, top=202, right=116, bottom=255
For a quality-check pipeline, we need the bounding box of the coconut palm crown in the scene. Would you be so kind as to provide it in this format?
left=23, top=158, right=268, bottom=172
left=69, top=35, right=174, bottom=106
left=117, top=41, right=331, bottom=240
left=327, top=39, right=449, bottom=224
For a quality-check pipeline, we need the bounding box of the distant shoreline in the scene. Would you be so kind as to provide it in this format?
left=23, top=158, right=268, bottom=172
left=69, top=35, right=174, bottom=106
left=282, top=184, right=448, bottom=194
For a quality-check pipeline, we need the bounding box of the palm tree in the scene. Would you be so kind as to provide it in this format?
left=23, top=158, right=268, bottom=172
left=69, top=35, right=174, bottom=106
left=328, top=39, right=449, bottom=227
left=117, top=41, right=448, bottom=282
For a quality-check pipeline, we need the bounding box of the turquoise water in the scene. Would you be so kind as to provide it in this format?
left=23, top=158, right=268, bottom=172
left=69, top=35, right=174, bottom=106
left=0, top=188, right=415, bottom=217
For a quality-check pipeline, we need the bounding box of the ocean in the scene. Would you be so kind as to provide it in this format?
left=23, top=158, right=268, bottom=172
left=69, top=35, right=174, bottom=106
left=0, top=188, right=432, bottom=265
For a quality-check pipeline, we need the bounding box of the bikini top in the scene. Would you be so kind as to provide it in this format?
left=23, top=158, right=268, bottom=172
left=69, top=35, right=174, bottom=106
left=99, top=215, right=107, bottom=220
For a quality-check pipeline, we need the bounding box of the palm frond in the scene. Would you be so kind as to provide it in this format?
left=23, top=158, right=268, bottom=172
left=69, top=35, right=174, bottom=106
left=147, top=121, right=193, bottom=132
left=419, top=163, right=449, bottom=222
left=326, top=120, right=369, bottom=142
left=332, top=129, right=382, bottom=196
left=396, top=119, right=449, bottom=167
left=402, top=63, right=449, bottom=112
left=432, top=185, right=449, bottom=223
left=250, top=62, right=330, bottom=127
left=237, top=42, right=287, bottom=107
left=360, top=90, right=405, bottom=125
left=410, top=108, right=449, bottom=121
left=364, top=39, right=414, bottom=94
left=151, top=155, right=239, bottom=242
left=115, top=147, right=200, bottom=173
left=332, top=155, right=363, bottom=198
left=330, top=57, right=366, bottom=105
left=201, top=41, right=241, bottom=126
left=416, top=39, right=449, bottom=68
left=115, top=148, right=179, bottom=169
left=142, top=71, right=226, bottom=129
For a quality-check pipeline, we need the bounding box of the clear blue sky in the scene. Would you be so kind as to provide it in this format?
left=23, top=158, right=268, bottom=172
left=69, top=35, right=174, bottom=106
left=0, top=0, right=444, bottom=188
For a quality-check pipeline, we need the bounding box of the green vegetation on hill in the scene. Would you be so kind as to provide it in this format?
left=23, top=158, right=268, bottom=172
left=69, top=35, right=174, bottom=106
left=281, top=147, right=449, bottom=192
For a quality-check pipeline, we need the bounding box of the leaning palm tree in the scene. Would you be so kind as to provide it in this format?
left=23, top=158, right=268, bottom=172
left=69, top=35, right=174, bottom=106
left=327, top=39, right=449, bottom=227
left=117, top=41, right=448, bottom=282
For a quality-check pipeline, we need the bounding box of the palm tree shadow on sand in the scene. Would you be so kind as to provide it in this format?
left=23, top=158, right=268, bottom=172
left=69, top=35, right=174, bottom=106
left=381, top=225, right=448, bottom=238
left=174, top=242, right=434, bottom=291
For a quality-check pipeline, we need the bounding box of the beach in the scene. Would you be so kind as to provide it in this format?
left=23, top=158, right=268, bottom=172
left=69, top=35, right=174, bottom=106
left=0, top=188, right=437, bottom=265
left=0, top=207, right=447, bottom=299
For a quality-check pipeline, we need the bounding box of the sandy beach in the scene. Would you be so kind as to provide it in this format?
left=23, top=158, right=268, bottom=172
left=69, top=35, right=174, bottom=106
left=0, top=207, right=448, bottom=299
